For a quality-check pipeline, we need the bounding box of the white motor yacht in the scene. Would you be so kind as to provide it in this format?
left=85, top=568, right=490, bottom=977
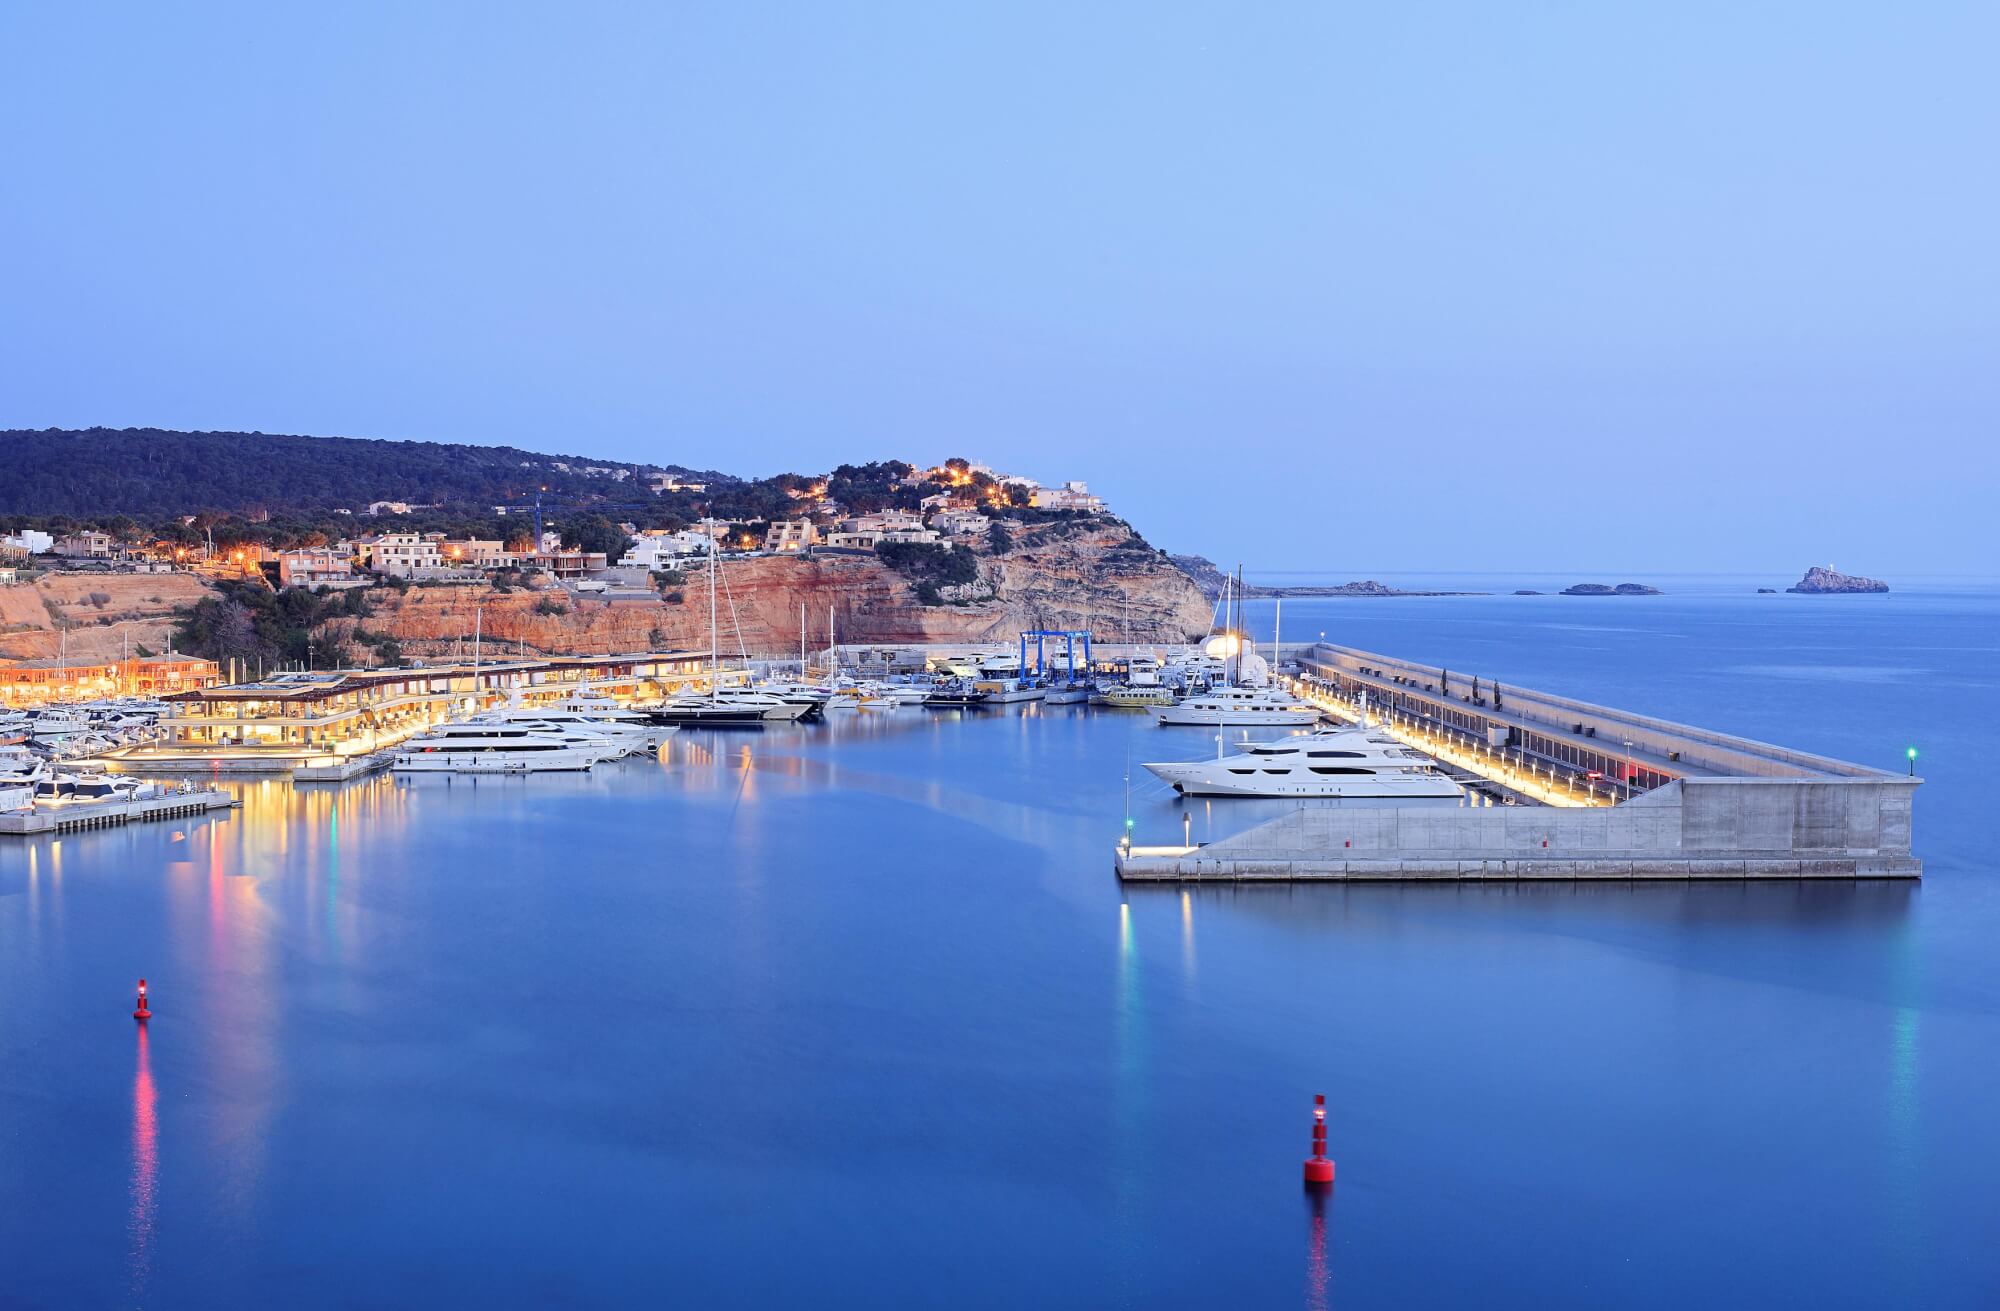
left=1152, top=686, right=1321, bottom=727
left=392, top=723, right=603, bottom=773
left=33, top=771, right=157, bottom=802
left=0, top=744, right=51, bottom=788
left=1145, top=727, right=1463, bottom=798
left=464, top=710, right=657, bottom=758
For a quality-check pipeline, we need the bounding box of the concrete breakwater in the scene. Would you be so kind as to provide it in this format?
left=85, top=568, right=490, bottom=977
left=1118, top=641, right=1921, bottom=883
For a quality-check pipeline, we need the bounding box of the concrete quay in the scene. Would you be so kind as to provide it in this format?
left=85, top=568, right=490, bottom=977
left=0, top=788, right=238, bottom=837
left=1119, top=642, right=1922, bottom=883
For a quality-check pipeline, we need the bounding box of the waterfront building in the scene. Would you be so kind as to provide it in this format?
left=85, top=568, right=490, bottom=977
left=0, top=653, right=220, bottom=707
left=138, top=652, right=735, bottom=765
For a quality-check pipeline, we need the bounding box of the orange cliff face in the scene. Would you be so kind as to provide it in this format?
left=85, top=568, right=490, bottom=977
left=327, top=522, right=1213, bottom=661
left=0, top=572, right=217, bottom=662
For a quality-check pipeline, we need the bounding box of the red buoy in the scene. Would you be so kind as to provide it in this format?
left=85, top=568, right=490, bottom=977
left=1303, top=1094, right=1334, bottom=1186
left=133, top=978, right=151, bottom=1022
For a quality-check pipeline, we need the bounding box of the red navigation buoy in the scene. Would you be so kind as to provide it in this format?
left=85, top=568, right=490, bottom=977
left=1303, top=1094, right=1334, bottom=1186
left=133, top=978, right=151, bottom=1022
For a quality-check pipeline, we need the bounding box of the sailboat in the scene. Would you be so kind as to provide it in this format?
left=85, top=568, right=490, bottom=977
left=646, top=547, right=777, bottom=727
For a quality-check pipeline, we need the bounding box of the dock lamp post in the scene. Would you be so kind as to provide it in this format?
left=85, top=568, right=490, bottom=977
left=1907, top=746, right=1918, bottom=777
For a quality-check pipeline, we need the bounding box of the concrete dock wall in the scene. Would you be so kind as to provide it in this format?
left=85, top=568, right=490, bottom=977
left=1118, top=777, right=1923, bottom=882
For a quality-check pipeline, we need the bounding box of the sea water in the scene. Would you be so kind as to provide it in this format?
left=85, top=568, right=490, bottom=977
left=1, top=577, right=1995, bottom=1307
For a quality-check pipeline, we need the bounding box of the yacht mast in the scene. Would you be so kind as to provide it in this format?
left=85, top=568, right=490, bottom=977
left=708, top=540, right=719, bottom=695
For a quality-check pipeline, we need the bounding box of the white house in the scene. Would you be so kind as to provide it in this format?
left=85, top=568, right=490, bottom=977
left=1031, top=481, right=1106, bottom=513
left=359, top=532, right=443, bottom=577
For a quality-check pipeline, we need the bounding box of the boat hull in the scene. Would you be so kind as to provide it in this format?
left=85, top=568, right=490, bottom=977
left=1152, top=707, right=1322, bottom=726
left=1142, top=761, right=1463, bottom=798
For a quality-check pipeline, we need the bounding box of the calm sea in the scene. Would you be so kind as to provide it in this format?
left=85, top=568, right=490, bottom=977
left=2, top=576, right=1995, bottom=1308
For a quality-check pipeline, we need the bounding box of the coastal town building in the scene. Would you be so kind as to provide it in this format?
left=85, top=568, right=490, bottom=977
left=930, top=509, right=989, bottom=537
left=523, top=548, right=609, bottom=580
left=0, top=567, right=18, bottom=586
left=1031, top=481, right=1106, bottom=513
left=764, top=520, right=819, bottom=553
left=645, top=473, right=709, bottom=494
left=358, top=532, right=444, bottom=577
left=3, top=530, right=54, bottom=555
left=275, top=547, right=363, bottom=590
left=366, top=501, right=414, bottom=516
left=625, top=531, right=709, bottom=570
left=439, top=539, right=513, bottom=569
left=53, top=531, right=115, bottom=559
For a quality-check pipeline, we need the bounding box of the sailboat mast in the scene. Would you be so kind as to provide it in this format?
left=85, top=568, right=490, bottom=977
left=1233, top=562, right=1244, bottom=686
left=708, top=538, right=719, bottom=695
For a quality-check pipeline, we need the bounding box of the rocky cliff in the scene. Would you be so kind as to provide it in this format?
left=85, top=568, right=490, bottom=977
left=0, top=572, right=217, bottom=662
left=332, top=520, right=1211, bottom=661
left=1786, top=565, right=1889, bottom=594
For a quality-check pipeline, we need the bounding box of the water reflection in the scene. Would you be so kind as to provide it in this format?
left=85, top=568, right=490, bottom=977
left=1305, top=1186, right=1332, bottom=1311
left=129, top=1023, right=158, bottom=1300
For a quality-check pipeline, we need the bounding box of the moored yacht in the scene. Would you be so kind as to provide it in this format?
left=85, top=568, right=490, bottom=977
left=1144, top=727, right=1463, bottom=798
left=1152, top=686, right=1321, bottom=727
left=464, top=709, right=660, bottom=757
left=1091, top=653, right=1176, bottom=707
left=392, top=723, right=602, bottom=772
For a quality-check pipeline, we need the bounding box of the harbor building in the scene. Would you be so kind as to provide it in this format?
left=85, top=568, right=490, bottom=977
left=0, top=654, right=220, bottom=707
left=107, top=651, right=739, bottom=771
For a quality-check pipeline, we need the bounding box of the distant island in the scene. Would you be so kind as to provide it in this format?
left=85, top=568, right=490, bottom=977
left=1786, top=565, right=1888, bottom=594
left=1560, top=582, right=1663, bottom=597
left=1169, top=556, right=1485, bottom=598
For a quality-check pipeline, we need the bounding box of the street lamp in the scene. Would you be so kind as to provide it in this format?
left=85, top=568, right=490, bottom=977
left=1906, top=746, right=1918, bottom=777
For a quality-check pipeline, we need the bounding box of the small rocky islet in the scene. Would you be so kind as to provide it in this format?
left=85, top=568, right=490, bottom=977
left=1784, top=565, right=1889, bottom=594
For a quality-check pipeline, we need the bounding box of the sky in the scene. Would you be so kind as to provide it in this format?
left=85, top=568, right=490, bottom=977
left=2, top=2, right=1995, bottom=574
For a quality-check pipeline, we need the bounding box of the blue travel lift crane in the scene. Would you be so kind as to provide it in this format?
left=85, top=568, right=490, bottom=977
left=1018, top=629, right=1094, bottom=682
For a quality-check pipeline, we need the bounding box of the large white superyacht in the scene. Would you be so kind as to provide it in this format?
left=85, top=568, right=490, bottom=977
left=1144, top=726, right=1463, bottom=798
left=391, top=723, right=605, bottom=773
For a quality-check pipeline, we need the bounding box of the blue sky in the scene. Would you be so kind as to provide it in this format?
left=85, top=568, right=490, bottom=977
left=2, top=3, right=1994, bottom=573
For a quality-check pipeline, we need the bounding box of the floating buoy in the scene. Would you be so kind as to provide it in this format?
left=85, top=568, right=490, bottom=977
left=133, top=978, right=151, bottom=1021
left=1303, top=1094, right=1334, bottom=1186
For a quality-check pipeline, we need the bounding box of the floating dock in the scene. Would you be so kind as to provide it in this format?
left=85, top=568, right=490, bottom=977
left=292, top=751, right=395, bottom=783
left=0, top=788, right=238, bottom=837
left=1117, top=642, right=1921, bottom=883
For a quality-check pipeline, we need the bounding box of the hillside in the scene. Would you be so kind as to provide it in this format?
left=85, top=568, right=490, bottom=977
left=328, top=517, right=1209, bottom=659
left=0, top=427, right=726, bottom=518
